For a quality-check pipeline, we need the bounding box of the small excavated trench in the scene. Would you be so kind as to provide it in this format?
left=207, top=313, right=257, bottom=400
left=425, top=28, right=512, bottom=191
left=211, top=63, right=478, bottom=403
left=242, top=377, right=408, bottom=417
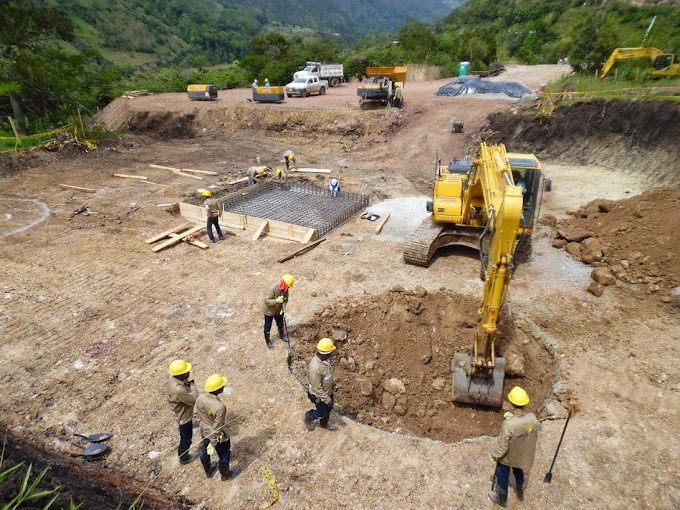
left=290, top=288, right=557, bottom=443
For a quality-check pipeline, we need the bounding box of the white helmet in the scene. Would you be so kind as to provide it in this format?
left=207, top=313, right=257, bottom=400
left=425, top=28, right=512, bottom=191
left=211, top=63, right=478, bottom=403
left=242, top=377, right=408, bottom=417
left=330, top=178, right=338, bottom=185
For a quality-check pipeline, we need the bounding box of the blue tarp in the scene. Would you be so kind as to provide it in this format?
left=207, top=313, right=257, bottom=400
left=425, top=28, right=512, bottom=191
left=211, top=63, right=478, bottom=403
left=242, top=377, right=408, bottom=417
left=436, top=77, right=533, bottom=98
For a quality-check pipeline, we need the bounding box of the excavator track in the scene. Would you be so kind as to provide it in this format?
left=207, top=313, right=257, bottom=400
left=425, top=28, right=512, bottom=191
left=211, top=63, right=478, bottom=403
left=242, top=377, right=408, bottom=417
left=403, top=219, right=482, bottom=267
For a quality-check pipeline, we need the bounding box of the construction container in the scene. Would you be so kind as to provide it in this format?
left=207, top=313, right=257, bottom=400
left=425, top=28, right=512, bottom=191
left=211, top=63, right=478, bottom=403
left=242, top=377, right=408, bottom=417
left=253, top=86, right=285, bottom=103
left=187, top=84, right=218, bottom=101
left=458, top=62, right=470, bottom=77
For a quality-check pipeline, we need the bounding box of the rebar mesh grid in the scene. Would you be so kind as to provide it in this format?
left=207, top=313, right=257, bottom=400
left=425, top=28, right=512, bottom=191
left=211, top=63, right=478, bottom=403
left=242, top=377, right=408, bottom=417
left=221, top=182, right=368, bottom=237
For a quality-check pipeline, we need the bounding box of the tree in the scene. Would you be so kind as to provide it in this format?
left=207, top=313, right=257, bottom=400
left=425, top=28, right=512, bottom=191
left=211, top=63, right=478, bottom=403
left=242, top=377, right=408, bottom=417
left=568, top=13, right=620, bottom=74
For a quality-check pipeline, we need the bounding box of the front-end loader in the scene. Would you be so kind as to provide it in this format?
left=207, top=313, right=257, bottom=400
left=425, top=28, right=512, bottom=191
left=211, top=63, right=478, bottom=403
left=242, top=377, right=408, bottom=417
left=357, top=66, right=407, bottom=110
left=403, top=143, right=547, bottom=406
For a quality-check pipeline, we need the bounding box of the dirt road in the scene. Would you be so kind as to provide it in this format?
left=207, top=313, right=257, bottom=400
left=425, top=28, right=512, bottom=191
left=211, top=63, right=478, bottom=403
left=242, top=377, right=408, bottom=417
left=0, top=65, right=678, bottom=509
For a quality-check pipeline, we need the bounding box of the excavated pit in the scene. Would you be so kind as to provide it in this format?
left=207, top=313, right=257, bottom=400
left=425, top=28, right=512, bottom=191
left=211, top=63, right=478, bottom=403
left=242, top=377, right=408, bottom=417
left=291, top=288, right=557, bottom=443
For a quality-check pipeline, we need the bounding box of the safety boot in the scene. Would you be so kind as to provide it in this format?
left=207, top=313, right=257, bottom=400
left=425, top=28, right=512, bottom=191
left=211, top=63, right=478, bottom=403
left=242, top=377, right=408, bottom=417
left=264, top=332, right=274, bottom=350
left=488, top=488, right=508, bottom=508
left=515, top=484, right=524, bottom=502
left=303, top=411, right=316, bottom=431
left=319, top=420, right=337, bottom=431
left=179, top=451, right=199, bottom=465
left=201, top=458, right=218, bottom=478
left=218, top=464, right=241, bottom=481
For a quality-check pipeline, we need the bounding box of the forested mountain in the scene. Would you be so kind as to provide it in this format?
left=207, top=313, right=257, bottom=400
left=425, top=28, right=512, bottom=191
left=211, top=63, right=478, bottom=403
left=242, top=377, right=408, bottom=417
left=50, top=0, right=464, bottom=67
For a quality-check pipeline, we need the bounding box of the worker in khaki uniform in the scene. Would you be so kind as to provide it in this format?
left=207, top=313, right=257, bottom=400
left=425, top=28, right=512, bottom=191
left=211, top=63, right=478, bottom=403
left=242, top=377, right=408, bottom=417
left=167, top=359, right=200, bottom=465
left=247, top=165, right=270, bottom=185
left=262, top=274, right=294, bottom=349
left=488, top=386, right=540, bottom=507
left=274, top=167, right=286, bottom=182
left=303, top=338, right=337, bottom=431
left=202, top=190, right=224, bottom=243
left=195, top=374, right=241, bottom=481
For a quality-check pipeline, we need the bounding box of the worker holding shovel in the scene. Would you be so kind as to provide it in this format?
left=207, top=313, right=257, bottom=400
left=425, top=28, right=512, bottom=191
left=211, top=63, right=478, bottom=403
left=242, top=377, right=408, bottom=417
left=262, top=274, right=294, bottom=349
left=167, top=359, right=200, bottom=465
left=488, top=386, right=540, bottom=507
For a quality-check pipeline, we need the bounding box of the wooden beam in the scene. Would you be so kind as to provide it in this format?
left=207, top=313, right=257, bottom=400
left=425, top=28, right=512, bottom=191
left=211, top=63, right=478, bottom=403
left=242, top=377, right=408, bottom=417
left=58, top=184, right=97, bottom=193
left=156, top=203, right=175, bottom=207
left=252, top=220, right=269, bottom=241
left=114, top=173, right=148, bottom=180
left=291, top=168, right=332, bottom=174
left=277, top=238, right=326, bottom=263
left=145, top=223, right=192, bottom=244
left=173, top=170, right=203, bottom=180
left=149, top=164, right=180, bottom=172
left=227, top=176, right=249, bottom=185
left=300, top=227, right=316, bottom=244
left=167, top=232, right=209, bottom=249
left=375, top=213, right=391, bottom=234
left=151, top=224, right=204, bottom=252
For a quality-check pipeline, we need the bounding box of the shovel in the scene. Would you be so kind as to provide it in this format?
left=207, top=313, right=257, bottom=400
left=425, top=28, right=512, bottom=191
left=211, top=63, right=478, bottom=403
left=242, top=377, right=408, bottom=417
left=543, top=409, right=573, bottom=483
left=282, top=307, right=292, bottom=369
left=74, top=432, right=112, bottom=443
left=70, top=442, right=108, bottom=461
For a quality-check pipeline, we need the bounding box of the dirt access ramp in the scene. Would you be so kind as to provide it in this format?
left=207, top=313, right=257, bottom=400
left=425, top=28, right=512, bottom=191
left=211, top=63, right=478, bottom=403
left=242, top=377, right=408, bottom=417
left=0, top=63, right=679, bottom=510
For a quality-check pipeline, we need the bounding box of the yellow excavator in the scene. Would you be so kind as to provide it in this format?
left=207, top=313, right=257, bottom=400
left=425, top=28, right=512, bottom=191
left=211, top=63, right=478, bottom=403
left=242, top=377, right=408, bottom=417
left=599, top=47, right=680, bottom=79
left=403, top=143, right=547, bottom=407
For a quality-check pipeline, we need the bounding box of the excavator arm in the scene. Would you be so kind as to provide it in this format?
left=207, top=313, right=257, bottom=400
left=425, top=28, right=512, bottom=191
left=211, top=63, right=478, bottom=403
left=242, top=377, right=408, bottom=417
left=452, top=143, right=524, bottom=407
left=599, top=47, right=665, bottom=78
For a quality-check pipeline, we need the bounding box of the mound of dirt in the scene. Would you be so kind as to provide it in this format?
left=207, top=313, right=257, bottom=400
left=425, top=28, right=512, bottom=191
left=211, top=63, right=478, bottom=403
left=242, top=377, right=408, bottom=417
left=486, top=100, right=680, bottom=186
left=549, top=188, right=680, bottom=300
left=291, top=287, right=558, bottom=443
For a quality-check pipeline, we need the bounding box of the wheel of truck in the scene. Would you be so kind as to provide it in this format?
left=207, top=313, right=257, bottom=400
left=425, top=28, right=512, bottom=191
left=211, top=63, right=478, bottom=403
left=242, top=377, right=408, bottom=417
left=330, top=78, right=340, bottom=87
left=286, top=94, right=292, bottom=98
left=359, top=101, right=367, bottom=110
left=544, top=178, right=552, bottom=192
left=301, top=89, right=308, bottom=98
left=319, top=87, right=326, bottom=95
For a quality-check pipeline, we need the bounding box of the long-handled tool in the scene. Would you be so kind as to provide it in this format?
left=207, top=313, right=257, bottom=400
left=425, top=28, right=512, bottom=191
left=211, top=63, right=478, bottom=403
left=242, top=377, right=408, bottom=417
left=543, top=409, right=573, bottom=483
left=74, top=432, right=112, bottom=443
left=281, top=306, right=292, bottom=369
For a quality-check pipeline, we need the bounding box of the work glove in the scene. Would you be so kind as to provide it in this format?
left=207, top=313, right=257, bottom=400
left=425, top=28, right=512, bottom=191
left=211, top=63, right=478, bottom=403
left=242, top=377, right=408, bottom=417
left=489, top=455, right=497, bottom=466
left=207, top=444, right=216, bottom=456
left=276, top=296, right=285, bottom=304
left=503, top=411, right=514, bottom=420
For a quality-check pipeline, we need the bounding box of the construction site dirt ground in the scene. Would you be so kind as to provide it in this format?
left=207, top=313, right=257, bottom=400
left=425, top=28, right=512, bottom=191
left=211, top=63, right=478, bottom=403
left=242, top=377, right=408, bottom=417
left=1, top=65, right=679, bottom=509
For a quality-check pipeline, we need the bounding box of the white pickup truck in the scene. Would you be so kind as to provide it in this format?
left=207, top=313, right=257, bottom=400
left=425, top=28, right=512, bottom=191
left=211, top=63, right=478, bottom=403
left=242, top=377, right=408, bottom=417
left=284, top=75, right=328, bottom=97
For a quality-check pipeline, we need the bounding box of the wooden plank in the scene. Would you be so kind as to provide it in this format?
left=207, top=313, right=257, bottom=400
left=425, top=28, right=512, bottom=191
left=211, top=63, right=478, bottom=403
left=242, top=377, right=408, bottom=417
left=167, top=232, right=209, bottom=249
left=145, top=223, right=191, bottom=244
left=252, top=220, right=269, bottom=241
left=375, top=213, right=391, bottom=234
left=291, top=168, right=332, bottom=174
left=156, top=203, right=175, bottom=207
left=173, top=170, right=203, bottom=180
left=300, top=227, right=316, bottom=244
left=227, top=176, right=249, bottom=185
left=58, top=184, right=97, bottom=193
left=278, top=238, right=326, bottom=263
left=151, top=224, right=204, bottom=252
left=114, top=173, right=148, bottom=180
left=182, top=168, right=218, bottom=176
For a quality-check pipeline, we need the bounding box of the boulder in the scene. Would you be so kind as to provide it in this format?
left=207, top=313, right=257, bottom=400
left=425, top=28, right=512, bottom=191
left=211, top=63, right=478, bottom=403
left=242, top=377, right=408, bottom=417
left=557, top=226, right=592, bottom=243
left=504, top=351, right=526, bottom=377
left=565, top=242, right=582, bottom=260
left=431, top=378, right=446, bottom=391
left=360, top=380, right=373, bottom=396
left=587, top=281, right=605, bottom=297
left=382, top=377, right=406, bottom=395
left=539, top=214, right=557, bottom=227
left=542, top=401, right=569, bottom=420
left=591, top=267, right=616, bottom=286
left=597, top=202, right=611, bottom=213
left=332, top=329, right=347, bottom=342
left=552, top=239, right=567, bottom=249
left=393, top=405, right=407, bottom=416
left=382, top=391, right=396, bottom=411
left=582, top=237, right=602, bottom=253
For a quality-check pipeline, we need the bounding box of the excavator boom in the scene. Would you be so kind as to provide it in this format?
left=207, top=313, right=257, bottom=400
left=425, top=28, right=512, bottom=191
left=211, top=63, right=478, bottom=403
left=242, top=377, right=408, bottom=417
left=599, top=47, right=675, bottom=79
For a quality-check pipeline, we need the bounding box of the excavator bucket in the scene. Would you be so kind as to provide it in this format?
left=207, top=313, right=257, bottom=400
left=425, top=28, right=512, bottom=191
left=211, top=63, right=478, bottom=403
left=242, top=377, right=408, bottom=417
left=452, top=353, right=505, bottom=407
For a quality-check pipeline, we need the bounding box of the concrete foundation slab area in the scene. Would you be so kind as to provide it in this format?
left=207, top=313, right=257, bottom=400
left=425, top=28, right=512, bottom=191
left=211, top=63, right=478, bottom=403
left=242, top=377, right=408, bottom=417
left=180, top=182, right=368, bottom=242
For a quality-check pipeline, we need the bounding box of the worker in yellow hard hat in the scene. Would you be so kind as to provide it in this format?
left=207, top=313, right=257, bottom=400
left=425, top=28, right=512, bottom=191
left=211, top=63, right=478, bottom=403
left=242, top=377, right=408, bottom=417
left=488, top=386, right=540, bottom=507
left=167, top=359, right=200, bottom=465
left=264, top=78, right=270, bottom=87
left=202, top=190, right=224, bottom=243
left=195, top=374, right=241, bottom=481
left=246, top=165, right=271, bottom=185
left=283, top=150, right=296, bottom=171
left=274, top=167, right=286, bottom=182
left=262, top=274, right=295, bottom=349
left=304, top=338, right=338, bottom=431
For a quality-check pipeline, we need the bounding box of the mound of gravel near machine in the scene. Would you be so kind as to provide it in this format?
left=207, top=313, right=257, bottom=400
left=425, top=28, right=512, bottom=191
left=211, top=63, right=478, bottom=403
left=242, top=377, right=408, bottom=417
left=290, top=288, right=558, bottom=443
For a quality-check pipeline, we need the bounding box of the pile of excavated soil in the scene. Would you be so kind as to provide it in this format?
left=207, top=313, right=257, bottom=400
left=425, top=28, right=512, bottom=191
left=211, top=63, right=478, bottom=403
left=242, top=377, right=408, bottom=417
left=290, top=287, right=557, bottom=443
left=548, top=189, right=680, bottom=300
left=486, top=100, right=680, bottom=186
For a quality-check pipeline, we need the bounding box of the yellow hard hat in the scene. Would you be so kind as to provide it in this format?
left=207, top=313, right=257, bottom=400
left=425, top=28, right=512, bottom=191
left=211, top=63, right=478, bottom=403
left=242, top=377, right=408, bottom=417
left=257, top=167, right=266, bottom=175
left=169, top=359, right=192, bottom=376
left=265, top=78, right=269, bottom=82
left=205, top=374, right=228, bottom=393
left=317, top=338, right=336, bottom=354
left=202, top=190, right=212, bottom=197
left=508, top=386, right=529, bottom=407
left=281, top=274, right=295, bottom=287
left=275, top=168, right=283, bottom=176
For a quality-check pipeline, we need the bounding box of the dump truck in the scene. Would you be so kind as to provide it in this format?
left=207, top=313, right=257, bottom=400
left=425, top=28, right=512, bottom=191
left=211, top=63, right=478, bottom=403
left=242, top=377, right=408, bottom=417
left=357, top=66, right=407, bottom=110
left=294, top=61, right=344, bottom=87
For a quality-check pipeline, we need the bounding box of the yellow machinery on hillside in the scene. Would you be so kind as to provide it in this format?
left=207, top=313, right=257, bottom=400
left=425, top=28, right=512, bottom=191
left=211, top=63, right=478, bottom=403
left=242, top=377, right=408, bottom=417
left=187, top=84, right=218, bottom=101
left=403, top=143, right=547, bottom=406
left=599, top=47, right=680, bottom=79
left=357, top=66, right=407, bottom=109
